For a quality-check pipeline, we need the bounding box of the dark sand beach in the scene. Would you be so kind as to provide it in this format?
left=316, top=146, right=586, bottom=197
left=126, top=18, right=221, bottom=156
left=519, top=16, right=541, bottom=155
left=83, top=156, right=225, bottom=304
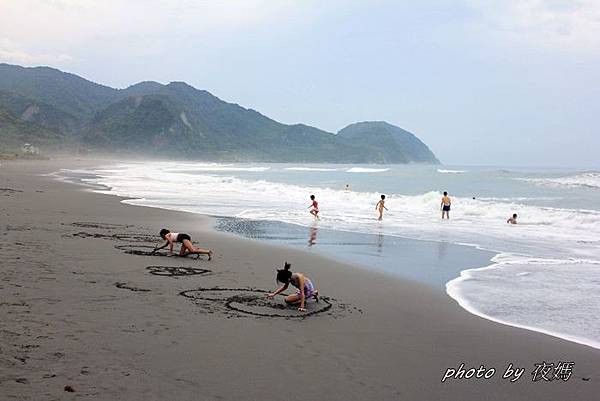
left=1, top=159, right=599, bottom=401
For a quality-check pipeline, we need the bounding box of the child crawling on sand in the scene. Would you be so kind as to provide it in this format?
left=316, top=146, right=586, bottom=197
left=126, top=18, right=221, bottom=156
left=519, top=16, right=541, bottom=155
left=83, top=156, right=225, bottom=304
left=267, top=262, right=319, bottom=312
left=156, top=229, right=213, bottom=260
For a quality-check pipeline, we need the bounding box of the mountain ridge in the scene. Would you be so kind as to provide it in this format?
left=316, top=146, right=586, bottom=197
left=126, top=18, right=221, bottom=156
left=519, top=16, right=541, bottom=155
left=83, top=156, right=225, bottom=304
left=0, top=63, right=439, bottom=163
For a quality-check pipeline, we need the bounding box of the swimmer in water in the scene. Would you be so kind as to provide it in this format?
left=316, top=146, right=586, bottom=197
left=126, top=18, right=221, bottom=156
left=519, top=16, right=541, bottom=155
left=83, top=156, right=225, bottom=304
left=507, top=213, right=518, bottom=224
left=156, top=229, right=213, bottom=260
left=441, top=191, right=451, bottom=219
left=375, top=194, right=388, bottom=221
left=308, top=194, right=320, bottom=219
left=267, top=262, right=319, bottom=312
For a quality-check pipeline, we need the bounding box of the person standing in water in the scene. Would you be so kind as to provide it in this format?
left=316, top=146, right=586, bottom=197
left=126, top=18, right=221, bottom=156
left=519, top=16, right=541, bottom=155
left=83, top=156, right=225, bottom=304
left=375, top=194, right=388, bottom=221
left=507, top=213, right=518, bottom=224
left=308, top=194, right=320, bottom=219
left=156, top=229, right=213, bottom=260
left=344, top=184, right=351, bottom=191
left=441, top=191, right=451, bottom=219
left=267, top=262, right=319, bottom=312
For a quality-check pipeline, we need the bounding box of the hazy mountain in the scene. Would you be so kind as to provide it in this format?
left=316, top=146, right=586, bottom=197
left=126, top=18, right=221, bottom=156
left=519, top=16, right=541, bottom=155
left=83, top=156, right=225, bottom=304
left=337, top=121, right=439, bottom=164
left=0, top=63, right=439, bottom=163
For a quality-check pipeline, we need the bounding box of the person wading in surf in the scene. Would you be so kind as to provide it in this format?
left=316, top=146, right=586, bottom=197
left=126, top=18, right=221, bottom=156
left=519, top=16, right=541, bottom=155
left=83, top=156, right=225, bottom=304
left=308, top=194, right=320, bottom=220
left=441, top=191, right=451, bottom=219
left=375, top=194, right=388, bottom=221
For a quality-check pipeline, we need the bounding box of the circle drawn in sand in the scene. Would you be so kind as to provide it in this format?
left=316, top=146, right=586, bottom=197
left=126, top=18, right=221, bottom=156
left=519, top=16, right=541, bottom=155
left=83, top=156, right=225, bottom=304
left=114, top=244, right=168, bottom=256
left=72, top=222, right=132, bottom=229
left=69, top=232, right=156, bottom=242
left=180, top=287, right=333, bottom=318
left=146, top=266, right=211, bottom=277
left=0, top=187, right=23, bottom=196
left=115, top=282, right=151, bottom=292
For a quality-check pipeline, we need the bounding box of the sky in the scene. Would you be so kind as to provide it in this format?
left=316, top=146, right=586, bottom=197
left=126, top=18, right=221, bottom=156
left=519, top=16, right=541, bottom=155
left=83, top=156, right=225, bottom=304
left=1, top=0, right=599, bottom=167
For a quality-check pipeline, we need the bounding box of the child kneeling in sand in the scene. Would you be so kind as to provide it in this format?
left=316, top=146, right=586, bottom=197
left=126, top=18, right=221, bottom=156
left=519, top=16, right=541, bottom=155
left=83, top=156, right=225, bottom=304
left=156, top=229, right=213, bottom=260
left=267, top=262, right=319, bottom=312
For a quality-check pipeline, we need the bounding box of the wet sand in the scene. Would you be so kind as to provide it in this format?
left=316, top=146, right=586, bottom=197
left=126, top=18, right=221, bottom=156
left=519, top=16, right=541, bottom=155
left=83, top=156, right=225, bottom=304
left=1, top=158, right=599, bottom=401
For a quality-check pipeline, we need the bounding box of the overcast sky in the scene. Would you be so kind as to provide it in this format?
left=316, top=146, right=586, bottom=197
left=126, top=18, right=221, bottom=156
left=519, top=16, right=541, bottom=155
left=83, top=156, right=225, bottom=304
left=1, top=0, right=599, bottom=167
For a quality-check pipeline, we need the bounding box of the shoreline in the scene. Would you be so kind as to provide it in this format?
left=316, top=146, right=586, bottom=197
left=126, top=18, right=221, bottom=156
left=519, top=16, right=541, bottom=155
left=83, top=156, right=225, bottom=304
left=1, top=158, right=599, bottom=400
left=54, top=161, right=496, bottom=288
left=54, top=162, right=600, bottom=350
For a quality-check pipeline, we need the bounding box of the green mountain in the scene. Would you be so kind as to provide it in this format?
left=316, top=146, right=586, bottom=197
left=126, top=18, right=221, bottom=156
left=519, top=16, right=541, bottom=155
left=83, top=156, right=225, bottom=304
left=0, top=90, right=81, bottom=134
left=0, top=64, right=117, bottom=125
left=0, top=107, right=65, bottom=152
left=337, top=121, right=439, bottom=164
left=0, top=63, right=439, bottom=163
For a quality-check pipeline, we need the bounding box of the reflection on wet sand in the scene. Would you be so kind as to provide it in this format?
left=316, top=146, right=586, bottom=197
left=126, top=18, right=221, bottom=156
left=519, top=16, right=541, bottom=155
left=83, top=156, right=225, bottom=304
left=437, top=241, right=448, bottom=260
left=377, top=231, right=384, bottom=255
left=308, top=224, right=318, bottom=247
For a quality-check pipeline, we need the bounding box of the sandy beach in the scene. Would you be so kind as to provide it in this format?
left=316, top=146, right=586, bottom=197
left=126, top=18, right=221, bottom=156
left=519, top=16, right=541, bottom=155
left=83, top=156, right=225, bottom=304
left=1, top=158, right=599, bottom=401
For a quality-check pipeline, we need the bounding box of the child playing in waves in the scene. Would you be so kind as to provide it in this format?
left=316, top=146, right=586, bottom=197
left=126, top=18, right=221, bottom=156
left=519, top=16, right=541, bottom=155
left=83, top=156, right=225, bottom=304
left=308, top=194, right=320, bottom=219
left=267, top=262, right=319, bottom=312
left=441, top=191, right=451, bottom=219
left=156, top=229, right=213, bottom=260
left=375, top=194, right=388, bottom=221
left=507, top=213, right=518, bottom=224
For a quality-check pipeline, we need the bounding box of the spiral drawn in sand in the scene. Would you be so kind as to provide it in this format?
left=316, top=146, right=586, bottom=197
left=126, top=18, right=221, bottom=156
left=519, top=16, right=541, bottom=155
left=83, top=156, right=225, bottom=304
left=180, top=287, right=334, bottom=318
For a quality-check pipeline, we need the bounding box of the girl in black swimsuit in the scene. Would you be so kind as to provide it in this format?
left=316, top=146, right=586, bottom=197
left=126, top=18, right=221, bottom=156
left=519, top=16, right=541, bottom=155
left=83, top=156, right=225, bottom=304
left=157, top=229, right=213, bottom=260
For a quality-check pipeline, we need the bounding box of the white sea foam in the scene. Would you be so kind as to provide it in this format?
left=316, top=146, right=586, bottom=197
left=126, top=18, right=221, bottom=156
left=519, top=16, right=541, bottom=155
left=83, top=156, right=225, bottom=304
left=437, top=169, right=467, bottom=174
left=162, top=162, right=270, bottom=173
left=56, top=162, right=600, bottom=349
left=447, top=256, right=600, bottom=349
left=517, top=172, right=600, bottom=189
left=285, top=167, right=342, bottom=172
left=346, top=167, right=389, bottom=173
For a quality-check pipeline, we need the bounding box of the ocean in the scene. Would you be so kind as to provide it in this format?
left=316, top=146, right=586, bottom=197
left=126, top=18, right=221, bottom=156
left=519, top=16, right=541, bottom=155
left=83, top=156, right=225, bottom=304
left=56, top=162, right=600, bottom=349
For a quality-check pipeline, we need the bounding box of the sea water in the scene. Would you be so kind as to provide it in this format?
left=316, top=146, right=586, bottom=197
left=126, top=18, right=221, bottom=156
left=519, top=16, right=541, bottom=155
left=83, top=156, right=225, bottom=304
left=56, top=162, right=600, bottom=349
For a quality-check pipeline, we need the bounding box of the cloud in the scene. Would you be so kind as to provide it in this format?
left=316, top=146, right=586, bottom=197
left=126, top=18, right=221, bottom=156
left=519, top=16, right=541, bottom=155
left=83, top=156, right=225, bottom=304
left=0, top=0, right=296, bottom=44
left=0, top=0, right=305, bottom=68
left=0, top=38, right=72, bottom=65
left=467, top=0, right=600, bottom=50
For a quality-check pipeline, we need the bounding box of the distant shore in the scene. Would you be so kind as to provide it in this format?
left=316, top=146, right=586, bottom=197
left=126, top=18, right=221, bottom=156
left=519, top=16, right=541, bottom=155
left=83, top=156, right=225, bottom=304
left=1, top=157, right=598, bottom=400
